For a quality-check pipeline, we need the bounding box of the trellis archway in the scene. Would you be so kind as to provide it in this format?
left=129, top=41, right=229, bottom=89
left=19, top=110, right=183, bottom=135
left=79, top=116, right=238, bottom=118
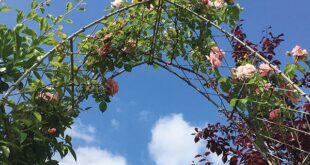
left=0, top=0, right=309, bottom=164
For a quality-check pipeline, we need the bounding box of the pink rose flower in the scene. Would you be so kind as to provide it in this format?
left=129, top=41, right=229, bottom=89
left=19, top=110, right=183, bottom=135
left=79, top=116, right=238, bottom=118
left=264, top=83, right=273, bottom=91
left=259, top=63, right=274, bottom=77
left=207, top=46, right=225, bottom=70
left=210, top=46, right=225, bottom=61
left=232, top=64, right=257, bottom=80
left=111, top=0, right=124, bottom=8
left=291, top=45, right=308, bottom=61
left=37, top=92, right=59, bottom=102
left=121, top=39, right=137, bottom=54
left=269, top=109, right=280, bottom=121
left=96, top=44, right=113, bottom=56
left=209, top=0, right=226, bottom=8
left=209, top=55, right=221, bottom=70
left=102, top=33, right=112, bottom=42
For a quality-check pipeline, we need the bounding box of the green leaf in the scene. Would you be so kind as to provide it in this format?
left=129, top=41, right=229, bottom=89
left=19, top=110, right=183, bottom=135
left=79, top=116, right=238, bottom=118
left=64, top=19, right=73, bottom=23
left=20, top=133, right=27, bottom=143
left=27, top=10, right=37, bottom=19
left=67, top=145, right=77, bottom=161
left=33, top=112, right=42, bottom=122
left=31, top=0, right=38, bottom=9
left=54, top=15, right=64, bottom=24
left=66, top=2, right=73, bottom=12
left=22, top=27, right=37, bottom=38
left=50, top=61, right=63, bottom=67
left=39, top=18, right=48, bottom=31
left=284, top=64, right=296, bottom=78
left=0, top=6, right=11, bottom=12
left=153, top=63, right=160, bottom=70
left=99, top=101, right=107, bottom=112
left=284, top=63, right=306, bottom=78
left=16, top=10, right=24, bottom=23
left=65, top=135, right=72, bottom=144
left=304, top=60, right=310, bottom=68
left=79, top=7, right=86, bottom=12
left=240, top=98, right=248, bottom=105
left=1, top=146, right=10, bottom=158
left=0, top=81, right=9, bottom=94
left=230, top=99, right=237, bottom=108
left=296, top=64, right=306, bottom=74
left=124, top=64, right=132, bottom=72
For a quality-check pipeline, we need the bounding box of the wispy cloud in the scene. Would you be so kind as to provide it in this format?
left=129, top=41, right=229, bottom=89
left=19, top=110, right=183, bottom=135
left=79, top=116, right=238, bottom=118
left=111, top=119, right=120, bottom=129
left=59, top=147, right=127, bottom=165
left=66, top=119, right=96, bottom=143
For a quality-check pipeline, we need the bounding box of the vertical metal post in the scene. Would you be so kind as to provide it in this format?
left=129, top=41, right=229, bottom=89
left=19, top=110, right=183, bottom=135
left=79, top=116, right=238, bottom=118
left=70, top=38, right=75, bottom=110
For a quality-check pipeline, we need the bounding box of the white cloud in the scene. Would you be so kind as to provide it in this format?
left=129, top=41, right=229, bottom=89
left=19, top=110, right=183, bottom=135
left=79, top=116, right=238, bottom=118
left=111, top=119, right=120, bottom=129
left=148, top=114, right=200, bottom=165
left=148, top=114, right=225, bottom=165
left=59, top=147, right=127, bottom=165
left=66, top=119, right=96, bottom=143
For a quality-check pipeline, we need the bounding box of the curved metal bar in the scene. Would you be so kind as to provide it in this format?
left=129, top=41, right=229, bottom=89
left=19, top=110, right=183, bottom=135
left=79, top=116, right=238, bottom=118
left=165, top=0, right=310, bottom=102
left=0, top=0, right=150, bottom=102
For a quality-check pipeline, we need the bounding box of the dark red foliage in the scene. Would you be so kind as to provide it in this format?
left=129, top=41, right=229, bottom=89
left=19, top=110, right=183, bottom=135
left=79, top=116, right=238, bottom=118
left=231, top=23, right=284, bottom=68
left=304, top=102, right=310, bottom=112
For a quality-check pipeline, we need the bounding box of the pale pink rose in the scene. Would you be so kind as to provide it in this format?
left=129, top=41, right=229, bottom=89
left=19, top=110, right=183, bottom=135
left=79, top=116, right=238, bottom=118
left=255, top=88, right=261, bottom=95
left=209, top=0, right=226, bottom=8
left=259, top=63, right=274, bottom=77
left=210, top=46, right=225, bottom=61
left=269, top=109, right=280, bottom=121
left=111, top=0, right=124, bottom=8
left=291, top=45, right=308, bottom=61
left=207, top=46, right=225, bottom=70
left=264, top=83, right=273, bottom=91
left=128, top=39, right=137, bottom=48
left=121, top=39, right=137, bottom=54
left=232, top=64, right=257, bottom=80
left=102, top=33, right=112, bottom=42
left=207, top=54, right=221, bottom=70
left=37, top=92, right=59, bottom=102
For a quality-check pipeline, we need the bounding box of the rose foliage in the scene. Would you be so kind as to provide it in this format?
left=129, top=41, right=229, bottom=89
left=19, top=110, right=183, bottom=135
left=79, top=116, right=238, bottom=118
left=0, top=0, right=309, bottom=164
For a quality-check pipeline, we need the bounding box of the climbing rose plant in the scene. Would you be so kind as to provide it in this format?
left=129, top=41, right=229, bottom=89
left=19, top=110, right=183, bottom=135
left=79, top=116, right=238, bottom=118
left=0, top=0, right=308, bottom=164
left=192, top=24, right=309, bottom=164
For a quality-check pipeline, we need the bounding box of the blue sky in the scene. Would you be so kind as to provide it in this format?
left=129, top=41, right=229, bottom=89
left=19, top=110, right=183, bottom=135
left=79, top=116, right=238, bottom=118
left=1, top=0, right=310, bottom=165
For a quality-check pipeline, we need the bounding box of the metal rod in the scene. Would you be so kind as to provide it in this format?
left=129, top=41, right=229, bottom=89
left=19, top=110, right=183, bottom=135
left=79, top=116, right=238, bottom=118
left=70, top=38, right=75, bottom=110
